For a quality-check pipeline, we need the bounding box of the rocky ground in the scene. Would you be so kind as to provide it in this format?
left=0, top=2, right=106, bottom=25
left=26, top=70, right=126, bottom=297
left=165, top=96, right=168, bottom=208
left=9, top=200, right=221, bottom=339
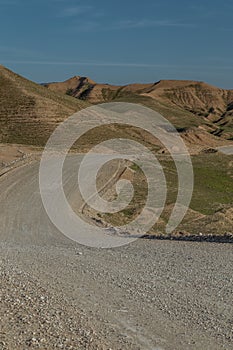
left=0, top=160, right=233, bottom=349
left=0, top=261, right=106, bottom=350
left=0, top=239, right=233, bottom=350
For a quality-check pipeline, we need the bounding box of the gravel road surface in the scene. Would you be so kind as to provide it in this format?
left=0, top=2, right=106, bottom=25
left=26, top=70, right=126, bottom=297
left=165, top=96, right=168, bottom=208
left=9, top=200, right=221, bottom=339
left=0, top=158, right=233, bottom=350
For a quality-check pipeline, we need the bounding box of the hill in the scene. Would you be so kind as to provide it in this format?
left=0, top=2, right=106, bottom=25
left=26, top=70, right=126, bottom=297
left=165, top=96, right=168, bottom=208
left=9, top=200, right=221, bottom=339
left=141, top=80, right=233, bottom=139
left=0, top=65, right=88, bottom=146
left=45, top=77, right=233, bottom=140
left=0, top=66, right=232, bottom=239
left=1, top=65, right=232, bottom=152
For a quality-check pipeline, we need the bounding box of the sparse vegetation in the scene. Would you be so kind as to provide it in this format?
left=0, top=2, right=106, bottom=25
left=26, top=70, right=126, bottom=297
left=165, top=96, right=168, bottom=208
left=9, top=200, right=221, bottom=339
left=0, top=65, right=88, bottom=146
left=1, top=65, right=232, bottom=237
left=66, top=88, right=73, bottom=96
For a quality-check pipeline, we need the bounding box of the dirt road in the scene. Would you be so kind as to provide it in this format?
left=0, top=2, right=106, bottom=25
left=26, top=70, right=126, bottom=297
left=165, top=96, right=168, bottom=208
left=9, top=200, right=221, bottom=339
left=0, top=158, right=233, bottom=349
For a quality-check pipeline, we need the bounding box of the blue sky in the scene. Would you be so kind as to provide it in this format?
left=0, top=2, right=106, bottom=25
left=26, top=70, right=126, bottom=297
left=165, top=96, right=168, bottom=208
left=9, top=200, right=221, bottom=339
left=0, top=0, right=233, bottom=88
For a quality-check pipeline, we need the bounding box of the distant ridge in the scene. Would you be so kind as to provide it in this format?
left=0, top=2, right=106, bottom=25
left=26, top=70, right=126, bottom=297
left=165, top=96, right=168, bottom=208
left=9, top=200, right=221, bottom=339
left=0, top=65, right=232, bottom=150
left=45, top=76, right=233, bottom=140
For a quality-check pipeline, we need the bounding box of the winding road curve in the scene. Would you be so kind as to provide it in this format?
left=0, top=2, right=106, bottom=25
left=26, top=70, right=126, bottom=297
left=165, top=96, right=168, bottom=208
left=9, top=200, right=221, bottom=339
left=0, top=158, right=233, bottom=349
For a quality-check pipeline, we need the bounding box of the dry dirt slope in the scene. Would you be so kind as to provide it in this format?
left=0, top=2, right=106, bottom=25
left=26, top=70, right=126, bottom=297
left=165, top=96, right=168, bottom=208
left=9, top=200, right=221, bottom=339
left=0, top=65, right=89, bottom=146
left=142, top=80, right=233, bottom=139
left=45, top=76, right=233, bottom=140
left=2, top=65, right=230, bottom=154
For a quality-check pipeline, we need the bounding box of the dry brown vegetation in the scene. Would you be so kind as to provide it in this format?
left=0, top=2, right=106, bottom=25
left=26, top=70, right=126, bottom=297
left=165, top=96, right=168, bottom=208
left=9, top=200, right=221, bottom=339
left=46, top=76, right=233, bottom=141
left=0, top=65, right=89, bottom=146
left=1, top=66, right=232, bottom=239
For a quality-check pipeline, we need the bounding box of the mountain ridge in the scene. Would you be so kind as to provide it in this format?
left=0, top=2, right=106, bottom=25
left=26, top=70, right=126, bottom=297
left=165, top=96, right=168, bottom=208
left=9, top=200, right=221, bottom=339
left=0, top=64, right=232, bottom=150
left=44, top=75, right=233, bottom=140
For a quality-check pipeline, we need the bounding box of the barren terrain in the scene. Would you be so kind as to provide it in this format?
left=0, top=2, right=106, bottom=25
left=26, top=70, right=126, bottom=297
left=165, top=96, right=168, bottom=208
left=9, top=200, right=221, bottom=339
left=45, top=77, right=233, bottom=140
left=0, top=65, right=233, bottom=349
left=0, top=159, right=233, bottom=350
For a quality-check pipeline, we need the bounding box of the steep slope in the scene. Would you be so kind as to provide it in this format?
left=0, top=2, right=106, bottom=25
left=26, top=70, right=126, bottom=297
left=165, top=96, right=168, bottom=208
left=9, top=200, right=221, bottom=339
left=0, top=66, right=88, bottom=146
left=44, top=76, right=122, bottom=103
left=45, top=77, right=233, bottom=140
left=45, top=77, right=154, bottom=104
left=142, top=80, right=233, bottom=139
left=43, top=76, right=96, bottom=99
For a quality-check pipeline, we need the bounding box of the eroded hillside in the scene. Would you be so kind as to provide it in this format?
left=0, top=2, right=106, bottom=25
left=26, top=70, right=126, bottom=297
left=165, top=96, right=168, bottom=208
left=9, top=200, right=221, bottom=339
left=45, top=77, right=233, bottom=140
left=0, top=65, right=88, bottom=146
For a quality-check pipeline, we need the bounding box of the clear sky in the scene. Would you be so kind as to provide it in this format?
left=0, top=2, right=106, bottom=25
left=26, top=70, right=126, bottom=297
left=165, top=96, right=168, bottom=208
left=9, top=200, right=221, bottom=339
left=0, top=0, right=232, bottom=88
